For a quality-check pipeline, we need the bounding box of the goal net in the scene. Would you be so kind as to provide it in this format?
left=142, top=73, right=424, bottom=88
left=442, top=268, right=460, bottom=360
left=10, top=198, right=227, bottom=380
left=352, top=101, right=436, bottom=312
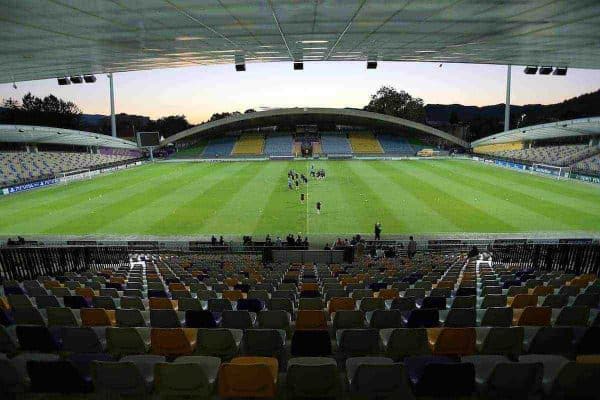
left=58, top=169, right=92, bottom=184
left=531, top=163, right=571, bottom=180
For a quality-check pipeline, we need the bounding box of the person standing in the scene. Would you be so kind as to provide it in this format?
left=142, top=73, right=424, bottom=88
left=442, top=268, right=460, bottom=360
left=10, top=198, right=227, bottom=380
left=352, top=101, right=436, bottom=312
left=300, top=193, right=305, bottom=204
left=288, top=177, right=293, bottom=190
left=316, top=201, right=321, bottom=215
left=408, top=236, right=417, bottom=259
left=374, top=222, right=382, bottom=240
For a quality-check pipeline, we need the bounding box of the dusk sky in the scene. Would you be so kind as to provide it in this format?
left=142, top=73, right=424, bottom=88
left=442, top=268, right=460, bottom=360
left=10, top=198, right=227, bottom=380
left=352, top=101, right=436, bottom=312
left=1, top=61, right=599, bottom=125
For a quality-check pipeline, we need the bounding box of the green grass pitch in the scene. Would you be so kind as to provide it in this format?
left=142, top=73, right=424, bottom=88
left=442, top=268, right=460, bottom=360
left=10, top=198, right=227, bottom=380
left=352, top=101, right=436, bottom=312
left=1, top=159, right=599, bottom=238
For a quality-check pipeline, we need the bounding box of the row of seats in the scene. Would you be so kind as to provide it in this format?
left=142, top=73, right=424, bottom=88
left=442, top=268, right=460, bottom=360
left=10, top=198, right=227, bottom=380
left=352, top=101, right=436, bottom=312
left=1, top=253, right=600, bottom=398
left=348, top=132, right=384, bottom=154
left=0, top=150, right=140, bottom=187
left=231, top=133, right=265, bottom=155
left=264, top=134, right=293, bottom=156
left=201, top=137, right=237, bottom=158
left=488, top=144, right=597, bottom=167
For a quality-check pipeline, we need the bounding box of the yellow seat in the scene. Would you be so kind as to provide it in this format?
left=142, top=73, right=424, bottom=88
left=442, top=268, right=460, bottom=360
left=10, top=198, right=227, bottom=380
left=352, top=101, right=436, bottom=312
left=218, top=357, right=278, bottom=398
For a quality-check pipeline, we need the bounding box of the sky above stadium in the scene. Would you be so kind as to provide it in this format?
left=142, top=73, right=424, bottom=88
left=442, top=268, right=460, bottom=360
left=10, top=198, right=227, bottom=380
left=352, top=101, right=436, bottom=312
left=1, top=62, right=599, bottom=124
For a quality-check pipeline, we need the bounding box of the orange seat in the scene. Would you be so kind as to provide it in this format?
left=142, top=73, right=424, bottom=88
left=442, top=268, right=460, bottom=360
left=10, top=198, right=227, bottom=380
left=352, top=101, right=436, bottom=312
left=75, top=287, right=96, bottom=299
left=513, top=306, right=552, bottom=326
left=341, top=277, right=359, bottom=287
left=168, top=283, right=187, bottom=292
left=224, top=278, right=239, bottom=287
left=222, top=290, right=244, bottom=302
left=328, top=297, right=355, bottom=314
left=44, top=281, right=62, bottom=289
left=531, top=286, right=554, bottom=296
left=568, top=279, right=589, bottom=289
left=575, top=355, right=600, bottom=364
left=428, top=328, right=476, bottom=356
left=218, top=357, right=278, bottom=398
left=0, top=297, right=10, bottom=311
left=151, top=328, right=197, bottom=357
left=149, top=297, right=178, bottom=310
left=436, top=281, right=455, bottom=290
left=295, top=310, right=328, bottom=330
left=378, top=289, right=399, bottom=300
left=110, top=277, right=125, bottom=285
left=81, top=308, right=116, bottom=326
left=300, top=283, right=319, bottom=292
left=510, top=294, right=539, bottom=308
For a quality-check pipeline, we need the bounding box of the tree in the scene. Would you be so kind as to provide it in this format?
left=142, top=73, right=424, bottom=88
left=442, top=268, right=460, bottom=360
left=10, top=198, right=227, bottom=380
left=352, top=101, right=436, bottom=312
left=152, top=115, right=192, bottom=138
left=0, top=92, right=82, bottom=129
left=208, top=112, right=232, bottom=122
left=364, top=86, right=426, bottom=123
left=244, top=108, right=256, bottom=114
left=449, top=110, right=459, bottom=125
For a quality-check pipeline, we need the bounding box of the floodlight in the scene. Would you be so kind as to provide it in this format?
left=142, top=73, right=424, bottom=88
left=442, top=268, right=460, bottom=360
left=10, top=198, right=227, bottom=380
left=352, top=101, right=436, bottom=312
left=367, top=61, right=377, bottom=69
left=83, top=75, right=97, bottom=83
left=539, top=66, right=553, bottom=75
left=235, top=63, right=246, bottom=72
left=294, top=62, right=304, bottom=70
left=70, top=76, right=83, bottom=84
left=57, top=77, right=71, bottom=85
left=523, top=66, right=538, bottom=74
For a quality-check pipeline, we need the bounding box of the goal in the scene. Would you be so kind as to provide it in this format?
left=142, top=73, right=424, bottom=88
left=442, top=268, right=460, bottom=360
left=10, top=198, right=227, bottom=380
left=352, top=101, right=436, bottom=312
left=58, top=169, right=92, bottom=184
left=531, top=163, right=571, bottom=180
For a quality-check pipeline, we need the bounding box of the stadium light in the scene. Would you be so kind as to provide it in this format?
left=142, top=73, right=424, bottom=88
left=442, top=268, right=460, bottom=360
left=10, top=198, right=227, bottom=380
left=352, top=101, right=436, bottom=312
left=70, top=76, right=83, bottom=84
left=294, top=62, right=304, bottom=70
left=539, top=66, right=553, bottom=75
left=235, top=63, right=246, bottom=72
left=524, top=66, right=538, bottom=74
left=57, top=77, right=71, bottom=85
left=83, top=75, right=97, bottom=83
left=367, top=60, right=377, bottom=69
left=553, top=67, right=568, bottom=76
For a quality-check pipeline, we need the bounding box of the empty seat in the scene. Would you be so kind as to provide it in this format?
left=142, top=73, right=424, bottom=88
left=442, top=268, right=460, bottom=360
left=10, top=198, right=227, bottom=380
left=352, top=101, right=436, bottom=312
left=514, top=306, right=551, bottom=326
left=218, top=357, right=278, bottom=398
left=221, top=310, right=255, bottom=329
left=92, top=355, right=165, bottom=398
left=478, top=327, right=524, bottom=358
left=121, top=296, right=146, bottom=310
left=106, top=327, right=150, bottom=357
left=332, top=310, right=365, bottom=331
left=451, top=295, right=476, bottom=309
left=337, top=328, right=380, bottom=358
left=542, top=294, right=569, bottom=308
left=296, top=310, right=328, bottom=330
left=13, top=307, right=46, bottom=326
left=328, top=297, right=355, bottom=314
left=481, top=295, right=507, bottom=308
left=428, top=328, right=476, bottom=356
left=16, top=325, right=60, bottom=352
left=81, top=308, right=116, bottom=326
left=390, top=297, right=416, bottom=311
left=444, top=308, right=476, bottom=327
left=27, top=359, right=93, bottom=393
left=481, top=307, right=513, bottom=327
left=403, top=309, right=439, bottom=328
left=291, top=330, right=332, bottom=357
left=421, top=296, right=446, bottom=310
left=555, top=306, right=590, bottom=326
left=369, top=309, right=403, bottom=329
left=154, top=356, right=221, bottom=399
left=286, top=357, right=341, bottom=399
left=195, top=328, right=242, bottom=360
left=151, top=328, right=197, bottom=357
left=510, top=294, right=539, bottom=309
left=346, top=356, right=413, bottom=399
left=380, top=328, right=430, bottom=361
left=116, top=308, right=147, bottom=327
left=243, top=329, right=285, bottom=358
left=150, top=309, right=182, bottom=328
left=528, top=327, right=574, bottom=355
left=406, top=356, right=475, bottom=397
left=61, top=327, right=105, bottom=353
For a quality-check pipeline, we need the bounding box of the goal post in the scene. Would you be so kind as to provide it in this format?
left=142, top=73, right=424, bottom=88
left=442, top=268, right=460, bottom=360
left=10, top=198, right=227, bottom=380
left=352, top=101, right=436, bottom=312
left=531, top=163, right=571, bottom=180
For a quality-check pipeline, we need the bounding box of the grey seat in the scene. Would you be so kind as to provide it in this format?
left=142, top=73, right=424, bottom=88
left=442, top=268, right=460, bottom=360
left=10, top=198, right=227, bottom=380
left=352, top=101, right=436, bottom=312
left=369, top=310, right=403, bottom=329
left=518, top=355, right=570, bottom=396
left=286, top=357, right=341, bottom=399
left=404, top=288, right=426, bottom=299
left=554, top=306, right=590, bottom=326
left=243, top=328, right=285, bottom=359
left=8, top=294, right=35, bottom=310
left=298, top=298, right=325, bottom=310
left=150, top=309, right=182, bottom=328
left=332, top=310, right=365, bottom=332
left=557, top=286, right=580, bottom=297
left=247, top=290, right=269, bottom=303
left=121, top=296, right=146, bottom=310
left=61, top=327, right=105, bottom=353
left=0, top=325, right=18, bottom=354
left=92, top=355, right=165, bottom=397
left=507, top=286, right=529, bottom=297
left=257, top=310, right=292, bottom=335
left=573, top=294, right=599, bottom=308
left=116, top=308, right=148, bottom=327
left=267, top=298, right=294, bottom=315
left=337, top=329, right=380, bottom=359
left=46, top=307, right=80, bottom=327
left=390, top=297, right=416, bottom=311
left=482, top=286, right=503, bottom=296
left=13, top=307, right=46, bottom=326
left=221, top=310, right=255, bottom=329
left=527, top=327, right=573, bottom=355
left=380, top=328, right=431, bottom=361
left=178, top=297, right=203, bottom=312
left=346, top=356, right=414, bottom=399
left=194, top=328, right=242, bottom=360
left=99, top=288, right=120, bottom=298
left=359, top=297, right=385, bottom=312
left=154, top=356, right=221, bottom=398
left=207, top=298, right=233, bottom=312
left=92, top=296, right=117, bottom=310
left=452, top=296, right=476, bottom=308
left=481, top=295, right=507, bottom=309
left=481, top=307, right=513, bottom=327
left=444, top=308, right=476, bottom=327
left=546, top=360, right=600, bottom=399
left=430, top=288, right=452, bottom=298
left=478, top=327, right=524, bottom=358
left=541, top=294, right=569, bottom=308
left=106, top=327, right=150, bottom=357
left=34, top=295, right=60, bottom=309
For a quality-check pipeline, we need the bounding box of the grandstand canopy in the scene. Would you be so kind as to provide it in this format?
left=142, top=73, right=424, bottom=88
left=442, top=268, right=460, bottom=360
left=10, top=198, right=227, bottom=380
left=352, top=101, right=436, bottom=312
left=0, top=125, right=139, bottom=149
left=162, top=107, right=469, bottom=147
left=471, top=117, right=600, bottom=147
left=2, top=1, right=600, bottom=83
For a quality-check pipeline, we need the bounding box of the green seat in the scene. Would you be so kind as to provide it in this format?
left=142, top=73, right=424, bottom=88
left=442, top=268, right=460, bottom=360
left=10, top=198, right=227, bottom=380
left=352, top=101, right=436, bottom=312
left=380, top=328, right=430, bottom=361
left=46, top=307, right=80, bottom=327
left=106, top=327, right=150, bottom=357
left=194, top=329, right=242, bottom=361
left=154, top=356, right=221, bottom=399
left=286, top=357, right=341, bottom=399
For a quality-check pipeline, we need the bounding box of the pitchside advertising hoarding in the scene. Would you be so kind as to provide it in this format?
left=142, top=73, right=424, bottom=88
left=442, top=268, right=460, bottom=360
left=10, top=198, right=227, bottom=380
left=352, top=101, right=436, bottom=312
left=1, top=161, right=143, bottom=195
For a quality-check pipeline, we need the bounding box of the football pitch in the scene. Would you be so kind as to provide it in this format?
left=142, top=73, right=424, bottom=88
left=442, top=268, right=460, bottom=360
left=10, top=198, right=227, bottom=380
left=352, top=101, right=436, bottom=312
left=1, top=159, right=600, bottom=239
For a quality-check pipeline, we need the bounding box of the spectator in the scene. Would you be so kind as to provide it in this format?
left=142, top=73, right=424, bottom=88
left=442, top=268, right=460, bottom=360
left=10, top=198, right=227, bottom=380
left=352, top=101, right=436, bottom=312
left=275, top=237, right=282, bottom=247
left=374, top=222, right=382, bottom=240
left=211, top=235, right=217, bottom=246
left=468, top=245, right=480, bottom=259
left=407, top=236, right=417, bottom=259
left=303, top=237, right=309, bottom=249
left=324, top=243, right=331, bottom=250
left=219, top=236, right=224, bottom=246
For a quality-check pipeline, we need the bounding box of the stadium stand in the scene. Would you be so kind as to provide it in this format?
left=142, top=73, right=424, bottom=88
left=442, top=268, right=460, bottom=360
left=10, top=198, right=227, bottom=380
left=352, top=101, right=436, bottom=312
left=201, top=137, right=236, bottom=158
left=320, top=133, right=352, bottom=155
left=348, top=132, right=384, bottom=154
left=378, top=134, right=417, bottom=155
left=264, top=134, right=293, bottom=156
left=230, top=134, right=265, bottom=156
left=0, top=251, right=599, bottom=398
left=0, top=150, right=141, bottom=187
left=574, top=152, right=600, bottom=174
left=486, top=144, right=597, bottom=167
left=474, top=141, right=524, bottom=155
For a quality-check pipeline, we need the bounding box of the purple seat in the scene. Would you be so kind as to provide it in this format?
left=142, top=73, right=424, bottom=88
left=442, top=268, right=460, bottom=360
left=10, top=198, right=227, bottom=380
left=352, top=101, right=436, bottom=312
left=63, top=295, right=91, bottom=309
left=402, top=309, right=440, bottom=328
left=4, top=286, right=26, bottom=295
left=406, top=356, right=475, bottom=397
left=185, top=310, right=221, bottom=328
left=236, top=299, right=264, bottom=313
left=420, top=296, right=446, bottom=310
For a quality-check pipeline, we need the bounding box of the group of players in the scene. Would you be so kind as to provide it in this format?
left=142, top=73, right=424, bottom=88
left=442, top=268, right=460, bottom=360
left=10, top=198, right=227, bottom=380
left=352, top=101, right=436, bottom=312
left=287, top=164, right=325, bottom=214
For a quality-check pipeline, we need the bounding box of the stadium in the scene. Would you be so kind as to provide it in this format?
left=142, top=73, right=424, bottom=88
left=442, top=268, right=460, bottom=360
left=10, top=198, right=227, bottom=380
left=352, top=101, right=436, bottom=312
left=1, top=1, right=600, bottom=399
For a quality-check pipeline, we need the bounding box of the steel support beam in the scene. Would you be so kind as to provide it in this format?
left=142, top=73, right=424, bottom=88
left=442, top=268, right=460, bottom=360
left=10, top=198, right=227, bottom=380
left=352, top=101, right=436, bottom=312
left=109, top=73, right=117, bottom=138
left=504, top=65, right=511, bottom=132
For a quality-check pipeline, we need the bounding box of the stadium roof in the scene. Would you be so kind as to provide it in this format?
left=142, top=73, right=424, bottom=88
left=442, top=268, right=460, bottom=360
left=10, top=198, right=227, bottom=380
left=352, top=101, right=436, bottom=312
left=2, top=1, right=600, bottom=83
left=162, top=107, right=470, bottom=147
left=0, top=124, right=138, bottom=149
left=471, top=117, right=600, bottom=147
